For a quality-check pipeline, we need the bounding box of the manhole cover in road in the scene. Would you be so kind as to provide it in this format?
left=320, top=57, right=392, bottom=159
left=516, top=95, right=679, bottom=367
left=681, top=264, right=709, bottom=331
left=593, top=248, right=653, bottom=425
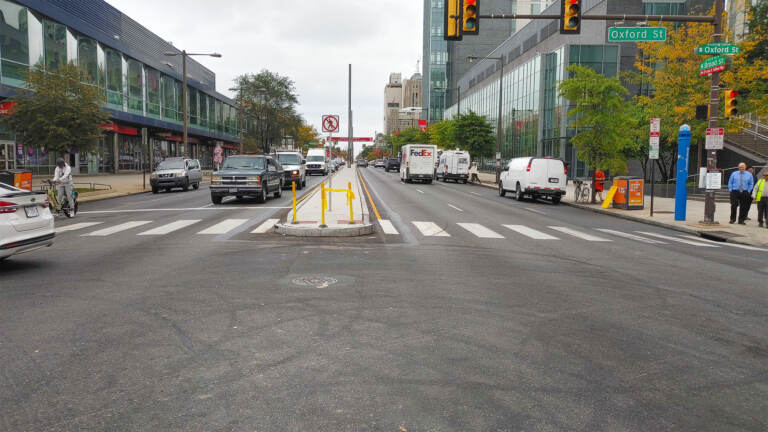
left=292, top=276, right=338, bottom=289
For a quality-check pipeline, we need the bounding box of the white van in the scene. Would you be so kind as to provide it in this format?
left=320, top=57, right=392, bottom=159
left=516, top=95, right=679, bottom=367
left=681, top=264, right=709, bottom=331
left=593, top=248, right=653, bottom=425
left=400, top=144, right=437, bottom=184
left=499, top=157, right=567, bottom=204
left=305, top=148, right=328, bottom=175
left=436, top=150, right=471, bottom=183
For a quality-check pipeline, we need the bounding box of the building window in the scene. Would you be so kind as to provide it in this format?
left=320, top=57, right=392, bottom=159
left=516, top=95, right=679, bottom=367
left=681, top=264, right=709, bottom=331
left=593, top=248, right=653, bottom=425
left=77, top=37, right=97, bottom=84
left=199, top=91, right=208, bottom=128
left=161, top=75, right=176, bottom=121
left=0, top=1, right=29, bottom=87
left=174, top=80, right=183, bottom=122
left=43, top=19, right=66, bottom=71
left=104, top=48, right=123, bottom=106
left=208, top=96, right=215, bottom=131
left=188, top=86, right=198, bottom=125
left=215, top=99, right=223, bottom=133
left=126, top=59, right=143, bottom=113
left=145, top=67, right=160, bottom=117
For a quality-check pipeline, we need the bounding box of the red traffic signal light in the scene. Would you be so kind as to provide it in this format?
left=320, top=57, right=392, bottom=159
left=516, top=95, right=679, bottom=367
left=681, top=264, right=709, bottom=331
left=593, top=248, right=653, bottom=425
left=462, top=0, right=479, bottom=35
left=724, top=90, right=738, bottom=118
left=560, top=0, right=581, bottom=34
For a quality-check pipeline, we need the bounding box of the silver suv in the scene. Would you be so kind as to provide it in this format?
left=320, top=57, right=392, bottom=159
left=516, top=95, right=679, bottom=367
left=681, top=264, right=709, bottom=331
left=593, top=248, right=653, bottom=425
left=150, top=157, right=203, bottom=193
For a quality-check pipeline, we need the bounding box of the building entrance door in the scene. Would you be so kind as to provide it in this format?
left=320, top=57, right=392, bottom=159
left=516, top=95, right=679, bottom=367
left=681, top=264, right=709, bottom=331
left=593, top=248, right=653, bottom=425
left=0, top=142, right=15, bottom=170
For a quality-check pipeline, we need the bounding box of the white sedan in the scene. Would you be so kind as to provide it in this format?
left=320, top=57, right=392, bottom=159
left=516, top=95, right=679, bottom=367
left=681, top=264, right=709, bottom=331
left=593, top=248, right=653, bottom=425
left=0, top=182, right=55, bottom=261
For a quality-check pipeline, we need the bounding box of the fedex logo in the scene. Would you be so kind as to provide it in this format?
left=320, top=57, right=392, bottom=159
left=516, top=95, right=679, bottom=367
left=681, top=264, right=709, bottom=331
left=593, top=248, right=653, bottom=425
left=409, top=149, right=432, bottom=157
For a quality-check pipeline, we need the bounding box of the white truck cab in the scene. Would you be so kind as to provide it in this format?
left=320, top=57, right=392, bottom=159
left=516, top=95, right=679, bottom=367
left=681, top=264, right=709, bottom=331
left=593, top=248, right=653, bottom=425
left=499, top=157, right=567, bottom=204
left=305, top=148, right=328, bottom=175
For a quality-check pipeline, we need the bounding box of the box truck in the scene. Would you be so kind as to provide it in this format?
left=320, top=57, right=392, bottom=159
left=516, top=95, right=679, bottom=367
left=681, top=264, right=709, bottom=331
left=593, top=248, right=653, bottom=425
left=400, top=144, right=437, bottom=184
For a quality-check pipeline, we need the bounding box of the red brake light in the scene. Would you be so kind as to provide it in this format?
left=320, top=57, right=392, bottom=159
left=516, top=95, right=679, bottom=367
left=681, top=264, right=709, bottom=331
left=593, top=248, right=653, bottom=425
left=526, top=159, right=532, bottom=172
left=0, top=201, right=18, bottom=214
left=564, top=164, right=568, bottom=175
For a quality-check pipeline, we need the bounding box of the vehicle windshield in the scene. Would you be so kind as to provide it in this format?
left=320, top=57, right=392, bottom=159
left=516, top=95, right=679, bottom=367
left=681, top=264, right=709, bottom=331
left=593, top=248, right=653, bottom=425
left=222, top=157, right=265, bottom=170
left=307, top=156, right=325, bottom=162
left=157, top=160, right=185, bottom=170
left=278, top=154, right=301, bottom=165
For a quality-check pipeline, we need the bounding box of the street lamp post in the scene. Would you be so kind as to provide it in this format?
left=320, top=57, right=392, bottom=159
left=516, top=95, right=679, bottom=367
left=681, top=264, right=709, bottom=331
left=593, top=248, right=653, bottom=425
left=165, top=50, right=221, bottom=157
left=469, top=56, right=504, bottom=184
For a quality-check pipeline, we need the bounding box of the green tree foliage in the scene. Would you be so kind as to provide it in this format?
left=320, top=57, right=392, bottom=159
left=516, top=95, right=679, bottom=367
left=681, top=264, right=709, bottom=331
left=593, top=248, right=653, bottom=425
left=232, top=70, right=301, bottom=153
left=724, top=0, right=768, bottom=118
left=428, top=120, right=456, bottom=148
left=296, top=124, right=321, bottom=153
left=558, top=65, right=632, bottom=191
left=2, top=64, right=109, bottom=154
left=391, top=128, right=429, bottom=155
left=453, top=111, right=495, bottom=158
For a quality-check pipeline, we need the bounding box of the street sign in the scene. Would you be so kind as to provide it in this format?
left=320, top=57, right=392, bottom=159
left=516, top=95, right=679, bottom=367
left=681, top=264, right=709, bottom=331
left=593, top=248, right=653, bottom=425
left=649, top=118, right=660, bottom=160
left=705, top=170, right=722, bottom=190
left=322, top=115, right=339, bottom=133
left=699, top=55, right=726, bottom=76
left=705, top=128, right=724, bottom=149
left=696, top=43, right=740, bottom=55
left=607, top=27, right=667, bottom=42
left=330, top=137, right=373, bottom=142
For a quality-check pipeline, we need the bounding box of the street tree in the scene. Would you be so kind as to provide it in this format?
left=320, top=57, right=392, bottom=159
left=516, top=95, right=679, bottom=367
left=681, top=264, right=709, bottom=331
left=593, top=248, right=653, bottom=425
left=2, top=64, right=110, bottom=155
left=391, top=128, right=429, bottom=155
left=559, top=64, right=632, bottom=202
left=296, top=123, right=321, bottom=153
left=428, top=120, right=457, bottom=148
left=232, top=70, right=301, bottom=153
left=722, top=0, right=768, bottom=118
left=453, top=112, right=495, bottom=158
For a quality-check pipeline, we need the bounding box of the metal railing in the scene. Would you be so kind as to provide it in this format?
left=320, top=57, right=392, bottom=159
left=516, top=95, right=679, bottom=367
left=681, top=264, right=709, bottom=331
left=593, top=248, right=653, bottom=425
left=661, top=164, right=767, bottom=197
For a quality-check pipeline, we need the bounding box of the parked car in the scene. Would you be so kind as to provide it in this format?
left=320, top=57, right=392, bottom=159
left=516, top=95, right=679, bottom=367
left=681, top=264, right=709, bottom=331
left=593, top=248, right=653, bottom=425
left=150, top=157, right=203, bottom=193
left=374, top=159, right=386, bottom=168
left=306, top=148, right=328, bottom=175
left=357, top=159, right=368, bottom=167
left=210, top=155, right=283, bottom=204
left=436, top=150, right=471, bottom=183
left=499, top=157, right=567, bottom=204
left=277, top=151, right=306, bottom=190
left=385, top=157, right=400, bottom=172
left=400, top=144, right=437, bottom=184
left=0, top=182, right=55, bottom=261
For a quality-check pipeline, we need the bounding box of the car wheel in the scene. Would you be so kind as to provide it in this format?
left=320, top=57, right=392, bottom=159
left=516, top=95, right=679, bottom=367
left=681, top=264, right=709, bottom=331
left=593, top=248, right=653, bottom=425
left=192, top=182, right=200, bottom=190
left=302, top=178, right=306, bottom=188
left=257, top=188, right=267, bottom=203
left=211, top=195, right=223, bottom=204
left=275, top=183, right=282, bottom=198
left=182, top=179, right=190, bottom=191
left=152, top=186, right=159, bottom=194
left=499, top=182, right=506, bottom=197
left=552, top=196, right=561, bottom=204
left=516, top=183, right=524, bottom=201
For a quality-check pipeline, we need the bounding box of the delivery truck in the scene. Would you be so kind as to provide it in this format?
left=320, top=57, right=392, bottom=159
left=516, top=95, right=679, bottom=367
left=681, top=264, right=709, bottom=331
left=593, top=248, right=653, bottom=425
left=400, top=144, right=437, bottom=184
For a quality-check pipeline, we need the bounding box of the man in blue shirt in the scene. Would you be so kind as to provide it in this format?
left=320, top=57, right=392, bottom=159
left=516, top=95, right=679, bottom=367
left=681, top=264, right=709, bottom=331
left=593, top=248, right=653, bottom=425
left=728, top=162, right=754, bottom=224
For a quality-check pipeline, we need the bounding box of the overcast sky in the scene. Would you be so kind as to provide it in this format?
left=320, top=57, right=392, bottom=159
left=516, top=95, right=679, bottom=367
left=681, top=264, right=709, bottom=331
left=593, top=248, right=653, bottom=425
left=107, top=0, right=424, bottom=154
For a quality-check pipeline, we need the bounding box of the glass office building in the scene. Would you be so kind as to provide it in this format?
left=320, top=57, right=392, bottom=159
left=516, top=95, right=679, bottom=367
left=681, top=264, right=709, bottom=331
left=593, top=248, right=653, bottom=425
left=0, top=0, right=240, bottom=174
left=423, top=0, right=448, bottom=124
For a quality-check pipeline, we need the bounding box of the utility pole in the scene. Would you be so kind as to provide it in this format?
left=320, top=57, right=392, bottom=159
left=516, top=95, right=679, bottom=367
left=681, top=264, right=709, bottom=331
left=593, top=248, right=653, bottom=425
left=348, top=64, right=353, bottom=168
left=496, top=61, right=503, bottom=184
left=181, top=51, right=188, bottom=157
left=702, top=0, right=725, bottom=224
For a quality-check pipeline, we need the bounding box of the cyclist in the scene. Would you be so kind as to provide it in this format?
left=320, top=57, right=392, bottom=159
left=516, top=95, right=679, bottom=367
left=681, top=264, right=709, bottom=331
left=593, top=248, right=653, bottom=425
left=53, top=157, right=75, bottom=217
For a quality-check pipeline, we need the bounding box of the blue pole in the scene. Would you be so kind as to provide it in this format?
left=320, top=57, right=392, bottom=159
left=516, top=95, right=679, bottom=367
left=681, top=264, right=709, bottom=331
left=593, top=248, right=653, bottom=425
left=675, top=124, right=692, bottom=221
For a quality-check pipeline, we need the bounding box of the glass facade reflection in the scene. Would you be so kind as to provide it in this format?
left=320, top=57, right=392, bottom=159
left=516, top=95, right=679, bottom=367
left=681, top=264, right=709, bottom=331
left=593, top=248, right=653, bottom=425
left=424, top=0, right=447, bottom=124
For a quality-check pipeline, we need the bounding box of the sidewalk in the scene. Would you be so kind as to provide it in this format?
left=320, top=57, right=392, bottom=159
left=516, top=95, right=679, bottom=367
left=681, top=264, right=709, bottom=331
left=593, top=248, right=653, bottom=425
left=31, top=173, right=210, bottom=203
left=275, top=166, right=373, bottom=237
left=474, top=171, right=768, bottom=247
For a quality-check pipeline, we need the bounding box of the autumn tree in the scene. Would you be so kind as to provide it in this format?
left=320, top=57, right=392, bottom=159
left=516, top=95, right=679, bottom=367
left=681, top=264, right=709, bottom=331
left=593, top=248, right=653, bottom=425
left=295, top=123, right=321, bottom=153
left=722, top=0, right=768, bottom=118
left=3, top=64, right=109, bottom=155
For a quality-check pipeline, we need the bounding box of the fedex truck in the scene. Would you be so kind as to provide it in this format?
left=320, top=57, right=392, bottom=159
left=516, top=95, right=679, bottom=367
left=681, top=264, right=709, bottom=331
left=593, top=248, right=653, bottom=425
left=400, top=144, right=437, bottom=184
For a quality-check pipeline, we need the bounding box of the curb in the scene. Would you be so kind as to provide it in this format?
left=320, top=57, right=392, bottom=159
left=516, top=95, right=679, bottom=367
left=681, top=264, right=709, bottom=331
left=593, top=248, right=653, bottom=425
left=274, top=223, right=374, bottom=237
left=78, top=189, right=149, bottom=203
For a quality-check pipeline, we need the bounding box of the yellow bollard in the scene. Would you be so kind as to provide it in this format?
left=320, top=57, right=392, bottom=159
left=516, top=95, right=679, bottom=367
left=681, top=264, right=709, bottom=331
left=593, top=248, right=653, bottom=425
left=320, top=182, right=327, bottom=228
left=291, top=181, right=297, bottom=224
left=348, top=181, right=354, bottom=224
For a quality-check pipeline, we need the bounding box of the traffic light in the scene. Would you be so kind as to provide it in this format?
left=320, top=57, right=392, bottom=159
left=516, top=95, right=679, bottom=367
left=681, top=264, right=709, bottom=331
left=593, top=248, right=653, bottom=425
left=724, top=90, right=738, bottom=118
left=444, top=0, right=462, bottom=41
left=462, top=0, right=479, bottom=36
left=560, top=0, right=581, bottom=34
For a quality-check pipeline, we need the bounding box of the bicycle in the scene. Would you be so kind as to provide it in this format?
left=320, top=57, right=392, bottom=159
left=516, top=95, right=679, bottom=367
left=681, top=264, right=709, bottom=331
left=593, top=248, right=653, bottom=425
left=573, top=179, right=592, bottom=203
left=43, top=179, right=78, bottom=218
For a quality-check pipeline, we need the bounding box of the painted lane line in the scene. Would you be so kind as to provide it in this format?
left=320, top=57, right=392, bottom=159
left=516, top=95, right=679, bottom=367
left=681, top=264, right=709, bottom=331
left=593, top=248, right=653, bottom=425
left=503, top=225, right=559, bottom=240
left=55, top=222, right=103, bottom=233
left=457, top=223, right=504, bottom=239
left=197, top=219, right=250, bottom=235
left=448, top=204, right=464, bottom=212
left=637, top=232, right=719, bottom=247
left=379, top=219, right=399, bottom=235
left=78, top=207, right=290, bottom=214
left=83, top=221, right=152, bottom=237
left=201, top=203, right=214, bottom=208
left=416, top=189, right=425, bottom=194
left=412, top=221, right=451, bottom=237
left=595, top=229, right=667, bottom=244
left=678, top=235, right=767, bottom=251
left=525, top=207, right=547, bottom=216
left=549, top=226, right=611, bottom=242
left=251, top=219, right=279, bottom=234
left=138, top=220, right=201, bottom=236
left=469, top=191, right=482, bottom=196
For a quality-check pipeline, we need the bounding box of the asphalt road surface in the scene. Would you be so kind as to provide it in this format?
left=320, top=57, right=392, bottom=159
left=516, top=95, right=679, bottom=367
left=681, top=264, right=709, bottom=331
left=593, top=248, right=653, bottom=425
left=1, top=167, right=767, bottom=431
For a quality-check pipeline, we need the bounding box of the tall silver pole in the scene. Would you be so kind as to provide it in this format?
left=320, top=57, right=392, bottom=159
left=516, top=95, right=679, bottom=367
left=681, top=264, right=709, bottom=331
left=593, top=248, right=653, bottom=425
left=348, top=64, right=353, bottom=168
left=496, top=60, right=504, bottom=184
left=182, top=51, right=188, bottom=157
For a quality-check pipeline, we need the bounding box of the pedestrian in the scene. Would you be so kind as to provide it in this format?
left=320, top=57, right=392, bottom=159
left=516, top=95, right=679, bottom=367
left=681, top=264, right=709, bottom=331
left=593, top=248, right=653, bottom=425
left=754, top=171, right=768, bottom=228
left=468, top=162, right=480, bottom=184
left=594, top=169, right=606, bottom=202
left=728, top=162, right=754, bottom=225
left=745, top=167, right=756, bottom=220
left=52, top=157, right=75, bottom=217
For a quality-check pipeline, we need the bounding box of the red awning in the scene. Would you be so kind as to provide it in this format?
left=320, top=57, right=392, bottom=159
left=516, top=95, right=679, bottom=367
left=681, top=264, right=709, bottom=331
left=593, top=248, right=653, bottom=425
left=99, top=123, right=139, bottom=136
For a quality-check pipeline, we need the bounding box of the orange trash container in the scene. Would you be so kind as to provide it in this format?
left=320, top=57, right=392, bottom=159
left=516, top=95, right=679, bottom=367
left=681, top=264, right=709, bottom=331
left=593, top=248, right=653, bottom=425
left=613, top=176, right=644, bottom=210
left=0, top=169, right=33, bottom=190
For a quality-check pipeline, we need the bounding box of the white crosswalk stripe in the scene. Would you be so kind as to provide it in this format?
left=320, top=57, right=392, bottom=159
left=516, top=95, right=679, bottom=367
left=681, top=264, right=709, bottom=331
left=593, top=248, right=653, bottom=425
left=457, top=223, right=504, bottom=239
left=503, top=224, right=559, bottom=240
left=56, top=222, right=103, bottom=233
left=138, top=220, right=201, bottom=236
left=549, top=226, right=611, bottom=242
left=637, top=232, right=719, bottom=247
left=678, top=235, right=767, bottom=251
left=251, top=219, right=279, bottom=234
left=412, top=221, right=450, bottom=237
left=379, top=219, right=399, bottom=235
left=197, top=219, right=249, bottom=235
left=83, top=221, right=152, bottom=237
left=595, top=229, right=667, bottom=244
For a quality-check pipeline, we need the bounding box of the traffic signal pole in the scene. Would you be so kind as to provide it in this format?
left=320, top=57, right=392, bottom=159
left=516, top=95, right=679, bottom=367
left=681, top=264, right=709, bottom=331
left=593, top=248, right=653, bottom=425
left=702, top=0, right=725, bottom=225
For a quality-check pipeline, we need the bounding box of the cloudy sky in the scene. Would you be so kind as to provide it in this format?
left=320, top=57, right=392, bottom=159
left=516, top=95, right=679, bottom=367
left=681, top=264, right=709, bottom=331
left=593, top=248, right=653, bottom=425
left=107, top=0, right=424, bottom=153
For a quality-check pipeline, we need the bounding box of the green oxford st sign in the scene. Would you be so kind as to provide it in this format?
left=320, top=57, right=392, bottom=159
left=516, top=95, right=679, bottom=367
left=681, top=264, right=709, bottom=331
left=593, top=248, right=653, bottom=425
left=608, top=27, right=667, bottom=42
left=696, top=43, right=741, bottom=55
